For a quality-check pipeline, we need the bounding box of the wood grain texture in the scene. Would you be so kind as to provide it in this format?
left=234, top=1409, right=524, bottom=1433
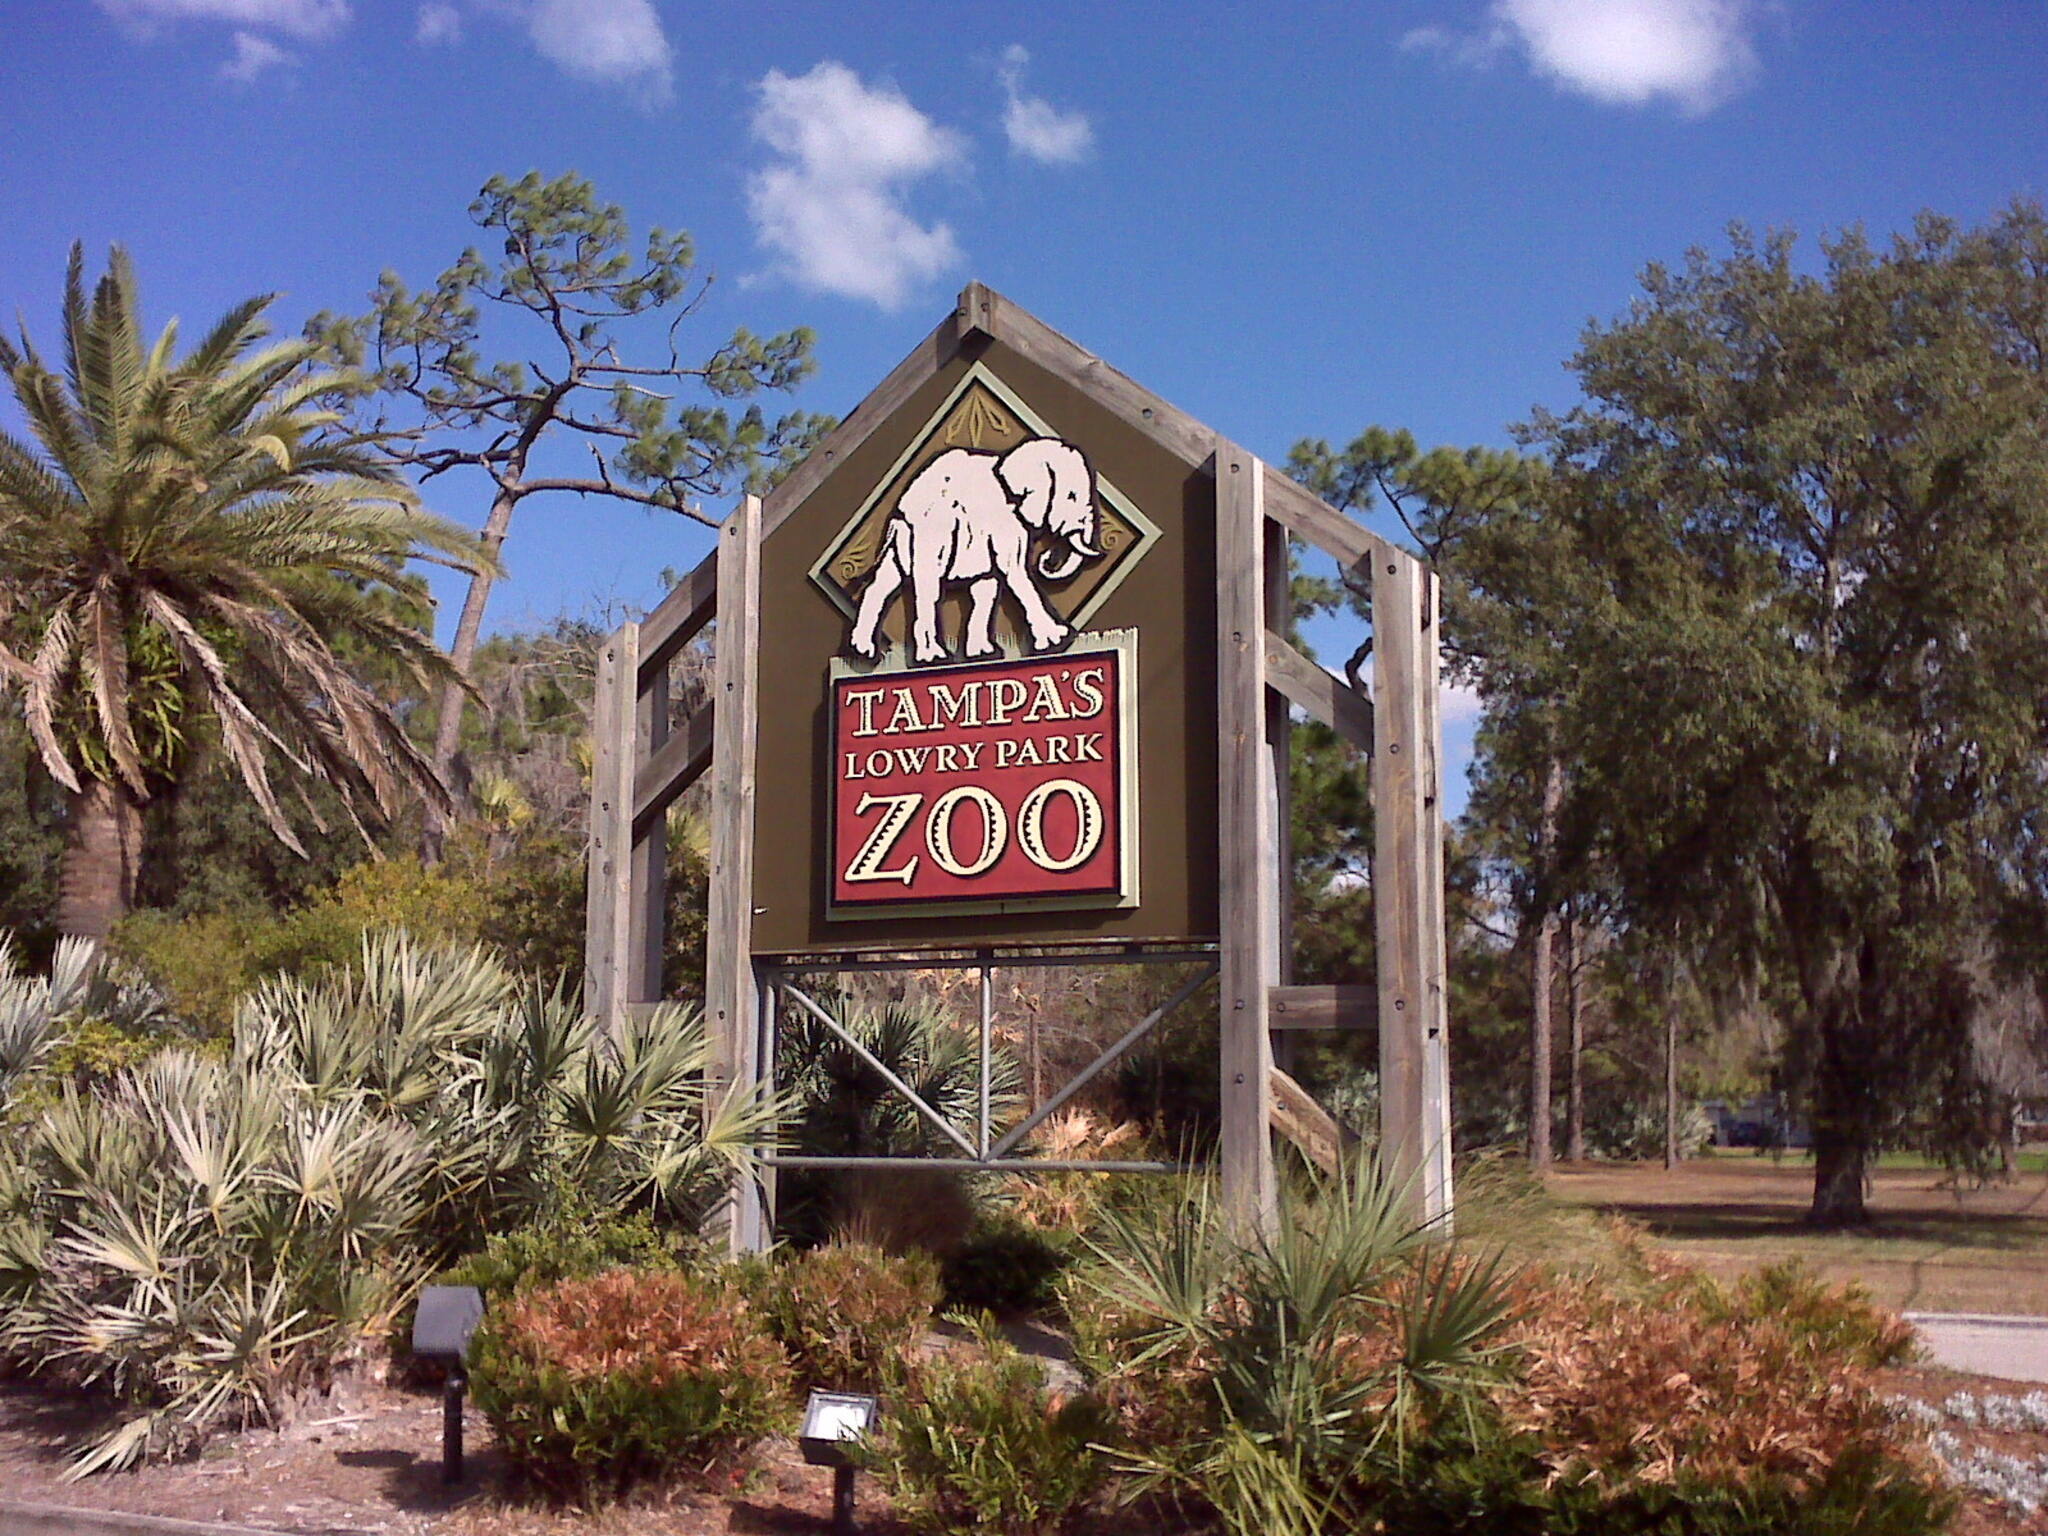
left=1262, top=463, right=1397, bottom=576
left=1269, top=984, right=1376, bottom=1030
left=760, top=311, right=966, bottom=543
left=636, top=549, right=718, bottom=677
left=1265, top=630, right=1374, bottom=751
left=1270, top=1065, right=1361, bottom=1175
left=632, top=705, right=715, bottom=832
left=1215, top=438, right=1278, bottom=1232
left=1371, top=556, right=1454, bottom=1227
left=983, top=288, right=1219, bottom=472
left=629, top=661, right=668, bottom=1004
left=583, top=622, right=639, bottom=1036
left=706, top=494, right=766, bottom=1253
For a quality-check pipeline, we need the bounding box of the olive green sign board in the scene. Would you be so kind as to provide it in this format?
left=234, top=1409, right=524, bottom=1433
left=750, top=331, right=1222, bottom=955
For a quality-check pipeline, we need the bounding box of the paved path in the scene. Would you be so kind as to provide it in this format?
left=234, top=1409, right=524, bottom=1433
left=1908, top=1313, right=2048, bottom=1383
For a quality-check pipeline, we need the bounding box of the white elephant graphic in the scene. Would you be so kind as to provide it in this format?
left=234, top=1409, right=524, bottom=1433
left=847, top=437, right=1103, bottom=665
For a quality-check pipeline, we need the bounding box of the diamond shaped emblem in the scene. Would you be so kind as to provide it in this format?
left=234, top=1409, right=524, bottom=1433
left=810, top=362, right=1160, bottom=664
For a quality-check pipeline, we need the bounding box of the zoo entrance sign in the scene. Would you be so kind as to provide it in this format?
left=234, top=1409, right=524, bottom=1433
left=818, top=371, right=1148, bottom=918
left=584, top=282, right=1453, bottom=1238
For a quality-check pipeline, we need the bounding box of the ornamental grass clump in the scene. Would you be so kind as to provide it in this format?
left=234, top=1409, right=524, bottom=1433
left=472, top=1266, right=790, bottom=1503
left=749, top=1241, right=939, bottom=1393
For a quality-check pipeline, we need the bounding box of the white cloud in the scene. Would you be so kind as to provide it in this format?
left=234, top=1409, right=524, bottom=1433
left=218, top=27, right=292, bottom=79
left=415, top=1, right=460, bottom=45
left=97, top=0, right=349, bottom=40
left=747, top=62, right=968, bottom=310
left=1405, top=0, right=1761, bottom=115
left=525, top=0, right=672, bottom=105
left=997, top=44, right=1093, bottom=165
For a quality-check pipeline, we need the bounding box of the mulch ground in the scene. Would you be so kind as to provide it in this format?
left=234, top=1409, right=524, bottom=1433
left=0, top=1371, right=910, bottom=1536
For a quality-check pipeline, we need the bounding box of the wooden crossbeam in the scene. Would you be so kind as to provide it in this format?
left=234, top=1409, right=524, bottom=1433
left=971, top=282, right=1218, bottom=472
left=637, top=550, right=719, bottom=679
left=1269, top=984, right=1376, bottom=1030
left=762, top=309, right=969, bottom=542
left=1264, top=630, right=1373, bottom=752
left=632, top=704, right=715, bottom=833
left=1270, top=1066, right=1362, bottom=1176
left=1260, top=464, right=1409, bottom=579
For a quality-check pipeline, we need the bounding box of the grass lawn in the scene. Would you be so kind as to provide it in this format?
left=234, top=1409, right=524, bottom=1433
left=1546, top=1149, right=2048, bottom=1316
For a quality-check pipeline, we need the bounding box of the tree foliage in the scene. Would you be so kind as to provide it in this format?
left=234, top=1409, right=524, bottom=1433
left=1530, top=204, right=2048, bottom=1220
left=0, top=246, right=483, bottom=934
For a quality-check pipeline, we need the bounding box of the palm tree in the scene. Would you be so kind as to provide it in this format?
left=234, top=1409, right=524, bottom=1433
left=0, top=245, right=487, bottom=937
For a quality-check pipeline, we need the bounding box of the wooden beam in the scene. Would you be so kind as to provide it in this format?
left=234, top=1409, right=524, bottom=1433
left=1372, top=553, right=1454, bottom=1229
left=1261, top=463, right=1403, bottom=577
left=628, top=658, right=668, bottom=1004
left=706, top=493, right=766, bottom=1254
left=1265, top=630, right=1374, bottom=752
left=1270, top=1066, right=1361, bottom=1176
left=1269, top=984, right=1376, bottom=1030
left=583, top=621, right=639, bottom=1035
left=637, top=549, right=718, bottom=679
left=632, top=704, right=715, bottom=833
left=761, top=308, right=968, bottom=542
left=981, top=287, right=1219, bottom=473
left=1215, top=439, right=1278, bottom=1233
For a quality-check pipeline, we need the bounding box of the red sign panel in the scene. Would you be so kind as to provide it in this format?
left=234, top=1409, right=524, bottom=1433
left=830, top=639, right=1133, bottom=915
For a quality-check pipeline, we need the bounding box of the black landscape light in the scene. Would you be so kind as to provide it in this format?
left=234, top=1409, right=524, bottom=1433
left=798, top=1389, right=879, bottom=1535
left=411, top=1284, right=485, bottom=1484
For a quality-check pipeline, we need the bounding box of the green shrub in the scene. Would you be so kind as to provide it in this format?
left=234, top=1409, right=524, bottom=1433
left=0, top=933, right=771, bottom=1474
left=112, top=859, right=493, bottom=1037
left=438, top=1202, right=694, bottom=1303
left=750, top=1242, right=938, bottom=1392
left=943, top=1212, right=1072, bottom=1315
left=872, top=1313, right=1109, bottom=1536
left=471, top=1266, right=790, bottom=1503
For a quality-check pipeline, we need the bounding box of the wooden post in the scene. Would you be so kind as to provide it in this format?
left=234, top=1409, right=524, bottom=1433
left=629, top=660, right=669, bottom=1006
left=584, top=621, right=639, bottom=1035
left=1372, top=555, right=1453, bottom=1228
left=707, top=494, right=766, bottom=1253
left=1263, top=516, right=1295, bottom=1080
left=1216, top=440, right=1278, bottom=1232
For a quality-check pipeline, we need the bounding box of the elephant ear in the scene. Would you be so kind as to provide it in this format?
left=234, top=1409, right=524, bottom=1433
left=996, top=439, right=1059, bottom=526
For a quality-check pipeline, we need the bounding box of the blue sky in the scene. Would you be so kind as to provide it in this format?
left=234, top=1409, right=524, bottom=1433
left=3, top=0, right=2045, bottom=813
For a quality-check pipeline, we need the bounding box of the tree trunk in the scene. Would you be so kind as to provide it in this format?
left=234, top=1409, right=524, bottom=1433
left=1808, top=1015, right=1872, bottom=1224
left=424, top=488, right=518, bottom=859
left=56, top=779, right=144, bottom=939
left=1663, top=997, right=1680, bottom=1170
left=1810, top=1137, right=1869, bottom=1225
left=1565, top=909, right=1587, bottom=1163
left=1528, top=754, right=1564, bottom=1171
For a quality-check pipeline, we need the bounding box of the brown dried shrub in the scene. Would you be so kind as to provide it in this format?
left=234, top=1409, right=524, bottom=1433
left=749, top=1241, right=940, bottom=1392
left=471, top=1266, right=790, bottom=1502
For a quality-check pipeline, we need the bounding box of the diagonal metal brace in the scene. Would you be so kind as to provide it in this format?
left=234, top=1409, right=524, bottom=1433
left=988, top=962, right=1219, bottom=1160
left=781, top=981, right=981, bottom=1160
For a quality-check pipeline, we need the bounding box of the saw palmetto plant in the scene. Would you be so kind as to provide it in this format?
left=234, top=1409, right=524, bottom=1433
left=0, top=245, right=489, bottom=938
left=1075, top=1158, right=1519, bottom=1536
left=0, top=932, right=775, bottom=1474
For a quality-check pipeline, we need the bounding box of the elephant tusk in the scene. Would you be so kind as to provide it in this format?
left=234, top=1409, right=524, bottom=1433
left=1038, top=542, right=1086, bottom=581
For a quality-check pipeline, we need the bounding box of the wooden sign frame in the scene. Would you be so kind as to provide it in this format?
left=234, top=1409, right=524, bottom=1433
left=585, top=284, right=1453, bottom=1246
